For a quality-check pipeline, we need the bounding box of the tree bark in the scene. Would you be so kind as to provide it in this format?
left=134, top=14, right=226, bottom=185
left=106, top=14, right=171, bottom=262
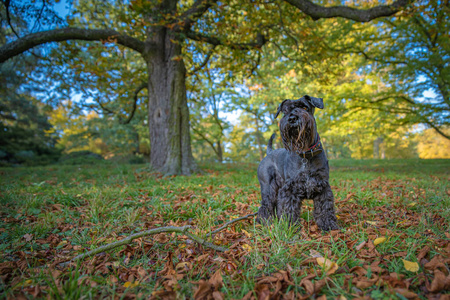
left=144, top=27, right=197, bottom=175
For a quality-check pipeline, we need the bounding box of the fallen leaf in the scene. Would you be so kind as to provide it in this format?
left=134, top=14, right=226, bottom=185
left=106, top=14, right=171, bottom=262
left=241, top=229, right=252, bottom=238
left=154, top=233, right=169, bottom=243
left=393, top=288, right=418, bottom=299
left=402, top=259, right=419, bottom=272
left=175, top=261, right=191, bottom=271
left=310, top=249, right=322, bottom=258
left=374, top=237, right=387, bottom=246
left=123, top=281, right=139, bottom=288
left=417, top=246, right=430, bottom=261
left=316, top=257, right=339, bottom=275
left=57, top=240, right=67, bottom=247
left=242, top=244, right=252, bottom=251
left=23, top=234, right=33, bottom=242
left=428, top=269, right=450, bottom=292
left=209, top=269, right=223, bottom=288
left=195, top=254, right=210, bottom=262
left=355, top=241, right=366, bottom=251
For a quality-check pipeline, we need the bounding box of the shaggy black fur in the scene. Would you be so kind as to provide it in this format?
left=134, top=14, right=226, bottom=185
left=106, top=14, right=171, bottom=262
left=256, top=95, right=339, bottom=231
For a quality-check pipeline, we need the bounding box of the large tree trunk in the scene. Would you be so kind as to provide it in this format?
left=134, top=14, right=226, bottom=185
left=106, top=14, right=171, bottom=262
left=145, top=27, right=197, bottom=175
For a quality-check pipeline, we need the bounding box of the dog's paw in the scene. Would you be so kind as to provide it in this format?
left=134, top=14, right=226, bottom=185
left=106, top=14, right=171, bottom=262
left=317, top=219, right=339, bottom=232
left=256, top=207, right=274, bottom=226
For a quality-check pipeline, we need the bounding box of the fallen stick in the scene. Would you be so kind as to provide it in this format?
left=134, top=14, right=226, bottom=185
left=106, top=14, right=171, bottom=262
left=59, top=213, right=256, bottom=267
left=206, top=212, right=257, bottom=237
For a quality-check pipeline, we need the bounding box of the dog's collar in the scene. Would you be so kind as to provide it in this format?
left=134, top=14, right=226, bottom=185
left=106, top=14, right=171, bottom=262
left=295, top=135, right=323, bottom=159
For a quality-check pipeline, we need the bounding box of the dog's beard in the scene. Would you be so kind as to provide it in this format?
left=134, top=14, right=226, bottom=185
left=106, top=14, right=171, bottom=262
left=281, top=116, right=315, bottom=153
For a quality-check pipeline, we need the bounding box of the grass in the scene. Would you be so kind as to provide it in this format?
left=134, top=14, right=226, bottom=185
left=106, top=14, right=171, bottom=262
left=0, top=159, right=449, bottom=299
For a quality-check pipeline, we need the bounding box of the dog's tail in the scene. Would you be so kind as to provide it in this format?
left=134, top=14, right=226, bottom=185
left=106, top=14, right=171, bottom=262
left=267, top=133, right=276, bottom=155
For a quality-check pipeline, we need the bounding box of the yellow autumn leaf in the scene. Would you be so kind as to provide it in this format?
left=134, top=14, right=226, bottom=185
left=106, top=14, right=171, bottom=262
left=242, top=229, right=252, bottom=237
left=242, top=244, right=252, bottom=251
left=175, top=262, right=191, bottom=270
left=396, top=220, right=407, bottom=226
left=402, top=260, right=419, bottom=272
left=316, top=257, right=339, bottom=275
left=374, top=237, right=387, bottom=246
left=123, top=281, right=139, bottom=288
left=57, top=240, right=68, bottom=247
left=366, top=221, right=377, bottom=225
left=408, top=202, right=417, bottom=207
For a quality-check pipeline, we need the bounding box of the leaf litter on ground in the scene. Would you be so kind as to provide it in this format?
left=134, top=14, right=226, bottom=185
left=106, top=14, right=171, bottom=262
left=0, top=160, right=449, bottom=299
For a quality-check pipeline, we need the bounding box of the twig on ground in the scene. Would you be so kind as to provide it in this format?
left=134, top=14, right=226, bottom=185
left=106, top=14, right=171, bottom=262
left=59, top=213, right=256, bottom=267
left=59, top=225, right=191, bottom=267
left=206, top=212, right=257, bottom=237
left=184, top=231, right=228, bottom=252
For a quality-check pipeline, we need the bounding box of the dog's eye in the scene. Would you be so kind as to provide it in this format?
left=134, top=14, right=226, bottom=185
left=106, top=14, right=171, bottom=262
left=302, top=107, right=308, bottom=110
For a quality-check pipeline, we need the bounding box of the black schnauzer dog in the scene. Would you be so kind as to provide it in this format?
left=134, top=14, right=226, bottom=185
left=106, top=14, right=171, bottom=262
left=256, top=95, right=338, bottom=231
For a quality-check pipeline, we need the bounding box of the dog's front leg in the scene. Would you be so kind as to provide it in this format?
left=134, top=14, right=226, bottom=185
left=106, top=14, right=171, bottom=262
left=257, top=169, right=282, bottom=225
left=276, top=176, right=306, bottom=226
left=312, top=183, right=339, bottom=231
left=257, top=182, right=278, bottom=225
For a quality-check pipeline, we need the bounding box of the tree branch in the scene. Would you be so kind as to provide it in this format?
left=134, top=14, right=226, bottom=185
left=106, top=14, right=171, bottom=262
left=192, top=126, right=220, bottom=157
left=59, top=212, right=257, bottom=267
left=188, top=46, right=216, bottom=75
left=59, top=226, right=193, bottom=267
left=284, top=0, right=411, bottom=22
left=0, top=28, right=145, bottom=63
left=175, top=0, right=219, bottom=31
left=206, top=213, right=257, bottom=237
left=1, top=0, right=20, bottom=38
left=422, top=119, right=450, bottom=140
left=121, top=81, right=148, bottom=124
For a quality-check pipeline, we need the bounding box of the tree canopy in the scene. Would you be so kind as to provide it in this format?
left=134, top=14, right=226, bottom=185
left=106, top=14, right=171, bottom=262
left=1, top=0, right=448, bottom=167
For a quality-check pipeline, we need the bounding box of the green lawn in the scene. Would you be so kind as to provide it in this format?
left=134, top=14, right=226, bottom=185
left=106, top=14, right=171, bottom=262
left=1, top=159, right=449, bottom=299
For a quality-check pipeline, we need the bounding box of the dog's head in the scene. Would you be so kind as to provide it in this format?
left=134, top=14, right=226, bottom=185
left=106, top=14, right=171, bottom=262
left=275, top=95, right=324, bottom=153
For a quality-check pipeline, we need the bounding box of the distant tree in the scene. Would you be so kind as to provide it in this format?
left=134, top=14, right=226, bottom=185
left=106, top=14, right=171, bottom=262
left=0, top=57, right=60, bottom=165
left=417, top=128, right=450, bottom=159
left=189, top=70, right=231, bottom=163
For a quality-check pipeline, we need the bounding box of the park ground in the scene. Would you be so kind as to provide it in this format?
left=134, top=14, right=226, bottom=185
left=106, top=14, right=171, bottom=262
left=0, top=159, right=449, bottom=299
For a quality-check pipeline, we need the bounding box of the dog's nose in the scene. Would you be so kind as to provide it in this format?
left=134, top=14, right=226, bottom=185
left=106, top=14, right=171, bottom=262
left=288, top=114, right=298, bottom=123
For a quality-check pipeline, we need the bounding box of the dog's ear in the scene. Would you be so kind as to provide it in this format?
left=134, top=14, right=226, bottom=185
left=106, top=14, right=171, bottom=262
left=304, top=95, right=324, bottom=109
left=275, top=99, right=290, bottom=118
